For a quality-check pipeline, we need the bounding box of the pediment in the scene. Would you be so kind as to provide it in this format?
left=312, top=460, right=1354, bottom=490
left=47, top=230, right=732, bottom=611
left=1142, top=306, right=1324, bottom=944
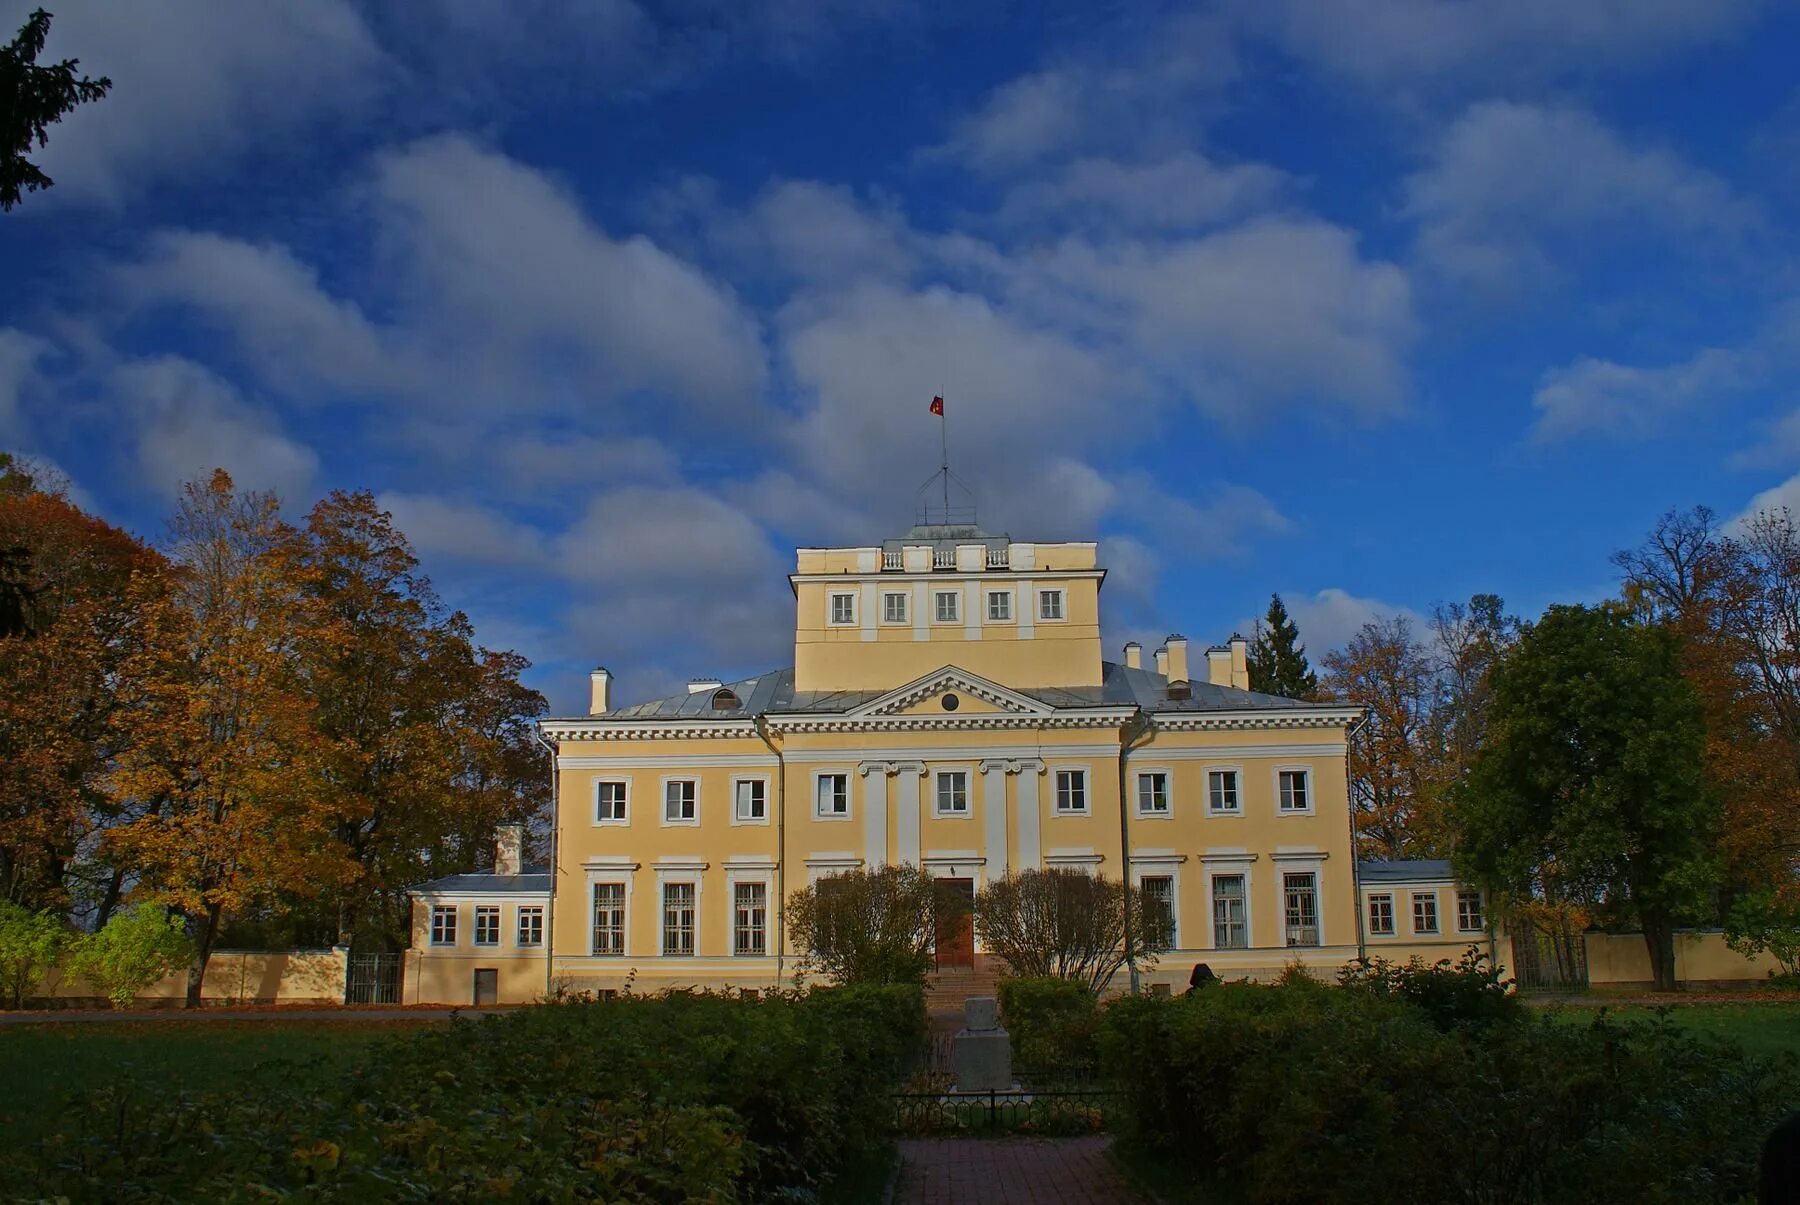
left=848, top=667, right=1055, bottom=718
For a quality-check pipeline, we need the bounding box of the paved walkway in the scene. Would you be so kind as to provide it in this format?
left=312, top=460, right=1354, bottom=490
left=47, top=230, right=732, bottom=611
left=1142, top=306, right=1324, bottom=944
left=894, top=1136, right=1148, bottom=1204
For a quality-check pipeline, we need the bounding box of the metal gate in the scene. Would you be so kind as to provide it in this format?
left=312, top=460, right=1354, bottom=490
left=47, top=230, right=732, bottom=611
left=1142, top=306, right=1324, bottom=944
left=1510, top=928, right=1588, bottom=991
left=345, top=952, right=404, bottom=1004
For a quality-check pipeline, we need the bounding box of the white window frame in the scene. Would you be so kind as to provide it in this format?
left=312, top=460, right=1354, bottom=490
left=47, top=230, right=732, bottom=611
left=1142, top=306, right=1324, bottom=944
left=1282, top=869, right=1322, bottom=947
left=661, top=777, right=699, bottom=827
left=1274, top=766, right=1314, bottom=815
left=881, top=591, right=909, bottom=624
left=1367, top=893, right=1395, bottom=936
left=658, top=876, right=700, bottom=957
left=589, top=876, right=630, bottom=956
left=933, top=590, right=961, bottom=624
left=1206, top=766, right=1243, bottom=815
left=1207, top=869, right=1251, bottom=951
left=430, top=904, right=458, bottom=947
left=813, top=770, right=852, bottom=822
left=1131, top=862, right=1182, bottom=951
left=1457, top=889, right=1485, bottom=933
left=473, top=904, right=501, bottom=947
left=731, top=775, right=771, bottom=827
left=933, top=768, right=972, bottom=817
left=1412, top=891, right=1440, bottom=935
left=1135, top=769, right=1172, bottom=819
left=729, top=876, right=771, bottom=957
left=985, top=589, right=1014, bottom=623
left=517, top=904, right=544, bottom=947
left=1037, top=588, right=1066, bottom=621
left=1053, top=767, right=1089, bottom=815
left=594, top=778, right=630, bottom=826
left=828, top=590, right=857, bottom=626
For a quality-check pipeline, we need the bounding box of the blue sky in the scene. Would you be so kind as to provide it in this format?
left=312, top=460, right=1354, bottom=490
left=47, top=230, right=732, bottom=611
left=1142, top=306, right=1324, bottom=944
left=5, top=1, right=1800, bottom=712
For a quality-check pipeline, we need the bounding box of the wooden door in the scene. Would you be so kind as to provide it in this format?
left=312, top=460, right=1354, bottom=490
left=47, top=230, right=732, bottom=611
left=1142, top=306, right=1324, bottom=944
left=934, top=878, right=975, bottom=969
left=473, top=968, right=498, bottom=1006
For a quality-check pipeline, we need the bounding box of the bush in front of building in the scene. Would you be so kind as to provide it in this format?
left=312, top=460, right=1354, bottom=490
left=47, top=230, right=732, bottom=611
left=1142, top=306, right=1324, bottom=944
left=0, top=900, right=71, bottom=1007
left=786, top=864, right=940, bottom=984
left=1336, top=945, right=1522, bottom=1031
left=1099, top=970, right=1799, bottom=1204
left=974, top=868, right=1164, bottom=993
left=7, top=984, right=927, bottom=1201
left=996, top=975, right=1099, bottom=1069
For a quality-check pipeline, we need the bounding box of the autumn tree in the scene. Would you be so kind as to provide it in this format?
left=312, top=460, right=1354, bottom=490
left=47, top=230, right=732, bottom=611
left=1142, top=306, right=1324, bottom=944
left=974, top=868, right=1163, bottom=993
left=1320, top=617, right=1443, bottom=858
left=1247, top=593, right=1317, bottom=699
left=0, top=453, right=165, bottom=917
left=105, top=472, right=339, bottom=1006
left=1452, top=604, right=1715, bottom=992
left=2, top=8, right=112, bottom=211
left=786, top=865, right=940, bottom=985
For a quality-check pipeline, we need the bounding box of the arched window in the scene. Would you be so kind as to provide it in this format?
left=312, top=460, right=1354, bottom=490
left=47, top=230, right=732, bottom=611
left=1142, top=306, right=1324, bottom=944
left=711, top=688, right=741, bottom=710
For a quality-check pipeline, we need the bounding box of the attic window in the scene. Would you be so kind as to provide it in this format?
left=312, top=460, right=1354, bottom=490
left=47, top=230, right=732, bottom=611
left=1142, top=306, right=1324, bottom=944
left=1166, top=680, right=1192, bottom=701
left=711, top=688, right=741, bottom=710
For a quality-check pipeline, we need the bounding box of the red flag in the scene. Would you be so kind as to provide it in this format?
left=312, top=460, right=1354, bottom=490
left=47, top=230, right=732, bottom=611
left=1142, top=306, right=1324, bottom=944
left=929, top=395, right=944, bottom=416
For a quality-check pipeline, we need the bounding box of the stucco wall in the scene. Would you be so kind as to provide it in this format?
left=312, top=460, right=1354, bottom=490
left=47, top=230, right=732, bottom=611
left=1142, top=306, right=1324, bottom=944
left=1584, top=931, right=1782, bottom=986
left=38, top=948, right=348, bottom=1007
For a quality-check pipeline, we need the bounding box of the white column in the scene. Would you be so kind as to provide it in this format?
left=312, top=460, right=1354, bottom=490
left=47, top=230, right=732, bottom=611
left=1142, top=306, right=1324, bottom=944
left=858, top=762, right=889, bottom=867
left=1015, top=760, right=1044, bottom=871
left=979, top=760, right=1009, bottom=881
left=1017, top=578, right=1036, bottom=640
left=895, top=764, right=923, bottom=866
left=912, top=582, right=929, bottom=642
left=860, top=581, right=877, bottom=642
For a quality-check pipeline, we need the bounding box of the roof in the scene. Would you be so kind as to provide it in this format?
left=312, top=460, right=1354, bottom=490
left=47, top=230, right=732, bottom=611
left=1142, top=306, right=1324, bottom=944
left=411, top=867, right=551, bottom=896
left=1358, top=859, right=1457, bottom=884
left=558, top=660, right=1345, bottom=724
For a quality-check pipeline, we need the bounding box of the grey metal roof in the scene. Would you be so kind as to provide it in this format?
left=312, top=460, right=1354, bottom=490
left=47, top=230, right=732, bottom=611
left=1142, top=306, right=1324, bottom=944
left=563, top=660, right=1344, bottom=724
left=411, top=868, right=551, bottom=895
left=1358, top=859, right=1457, bottom=884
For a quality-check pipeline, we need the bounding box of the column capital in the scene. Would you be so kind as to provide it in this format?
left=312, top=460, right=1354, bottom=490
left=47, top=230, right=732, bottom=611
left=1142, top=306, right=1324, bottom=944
left=858, top=759, right=927, bottom=777
left=976, top=757, right=1046, bottom=775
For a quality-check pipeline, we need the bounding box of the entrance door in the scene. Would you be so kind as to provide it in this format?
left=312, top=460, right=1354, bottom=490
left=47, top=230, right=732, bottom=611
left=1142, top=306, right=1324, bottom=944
left=472, top=968, right=498, bottom=1006
left=934, top=878, right=975, bottom=969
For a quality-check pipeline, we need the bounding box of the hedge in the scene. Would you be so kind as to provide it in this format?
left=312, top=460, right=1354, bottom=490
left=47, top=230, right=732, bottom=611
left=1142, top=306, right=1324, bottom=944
left=7, top=984, right=927, bottom=1202
left=1100, top=969, right=1799, bottom=1204
left=996, top=975, right=1099, bottom=1070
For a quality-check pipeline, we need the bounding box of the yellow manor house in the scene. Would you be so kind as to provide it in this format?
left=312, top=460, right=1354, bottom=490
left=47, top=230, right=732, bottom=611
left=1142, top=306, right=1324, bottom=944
left=405, top=522, right=1492, bottom=1005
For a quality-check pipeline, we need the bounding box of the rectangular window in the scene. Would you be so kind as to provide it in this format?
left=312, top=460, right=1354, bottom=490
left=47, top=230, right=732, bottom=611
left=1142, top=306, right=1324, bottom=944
left=592, top=883, right=625, bottom=955
left=829, top=592, right=855, bottom=625
left=1457, top=890, right=1485, bottom=933
left=883, top=591, right=908, bottom=623
left=430, top=904, right=457, bottom=946
left=1212, top=875, right=1247, bottom=949
left=1054, top=768, right=1088, bottom=814
left=1038, top=589, right=1065, bottom=620
left=664, top=779, right=697, bottom=824
left=662, top=882, right=696, bottom=955
left=733, top=882, right=767, bottom=956
left=734, top=778, right=767, bottom=822
left=934, top=590, right=960, bottom=622
left=1413, top=892, right=1439, bottom=934
left=473, top=904, right=500, bottom=946
left=1137, top=771, right=1170, bottom=816
left=1368, top=894, right=1395, bottom=936
left=1141, top=875, right=1176, bottom=950
left=1278, top=769, right=1311, bottom=813
left=986, top=591, right=1012, bottom=621
left=596, top=779, right=628, bottom=824
left=517, top=905, right=544, bottom=947
left=1284, top=872, right=1320, bottom=947
left=935, top=770, right=969, bottom=815
left=1208, top=769, right=1240, bottom=814
left=816, top=772, right=849, bottom=818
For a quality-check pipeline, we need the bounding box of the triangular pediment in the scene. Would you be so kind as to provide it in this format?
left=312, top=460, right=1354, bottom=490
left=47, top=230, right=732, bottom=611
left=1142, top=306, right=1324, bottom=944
left=847, top=667, right=1055, bottom=718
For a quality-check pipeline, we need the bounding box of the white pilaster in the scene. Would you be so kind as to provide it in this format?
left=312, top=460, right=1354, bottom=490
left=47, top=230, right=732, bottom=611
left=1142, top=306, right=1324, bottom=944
left=860, top=581, right=877, bottom=642
left=1015, top=760, right=1044, bottom=871
left=895, top=764, right=924, bottom=866
left=978, top=760, right=1009, bottom=881
left=912, top=581, right=929, bottom=642
left=1017, top=578, right=1036, bottom=640
left=964, top=580, right=982, bottom=642
left=858, top=761, right=889, bottom=867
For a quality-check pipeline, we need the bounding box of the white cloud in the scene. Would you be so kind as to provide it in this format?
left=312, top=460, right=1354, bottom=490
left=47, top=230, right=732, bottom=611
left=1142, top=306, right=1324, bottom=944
left=9, top=0, right=385, bottom=207
left=0, top=328, right=51, bottom=436
left=1732, top=473, right=1800, bottom=530
left=995, top=152, right=1287, bottom=234
left=112, top=357, right=318, bottom=501
left=495, top=433, right=682, bottom=488
left=1532, top=348, right=1751, bottom=442
left=376, top=491, right=549, bottom=569
left=1277, top=587, right=1424, bottom=657
left=1234, top=0, right=1764, bottom=90
left=1404, top=102, right=1755, bottom=289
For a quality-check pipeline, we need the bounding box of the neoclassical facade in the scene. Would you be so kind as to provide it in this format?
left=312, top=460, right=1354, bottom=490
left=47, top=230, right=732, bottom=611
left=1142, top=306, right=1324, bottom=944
left=407, top=523, right=1492, bottom=1003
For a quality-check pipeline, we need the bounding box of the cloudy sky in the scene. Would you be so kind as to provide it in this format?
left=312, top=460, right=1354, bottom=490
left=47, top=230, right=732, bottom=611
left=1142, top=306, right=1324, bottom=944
left=4, top=1, right=1799, bottom=711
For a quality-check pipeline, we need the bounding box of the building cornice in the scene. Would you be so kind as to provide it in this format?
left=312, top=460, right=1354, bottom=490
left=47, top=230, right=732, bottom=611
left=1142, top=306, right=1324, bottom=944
left=1147, top=707, right=1362, bottom=732
left=765, top=710, right=1133, bottom=735
left=540, top=718, right=759, bottom=742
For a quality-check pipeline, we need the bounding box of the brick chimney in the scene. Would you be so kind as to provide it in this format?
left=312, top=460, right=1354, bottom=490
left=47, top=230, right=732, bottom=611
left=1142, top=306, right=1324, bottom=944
left=494, top=823, right=524, bottom=877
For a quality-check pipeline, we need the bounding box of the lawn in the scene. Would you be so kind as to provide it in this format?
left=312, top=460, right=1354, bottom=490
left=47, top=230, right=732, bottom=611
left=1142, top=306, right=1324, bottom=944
left=1543, top=999, right=1800, bottom=1059
left=0, top=1019, right=426, bottom=1142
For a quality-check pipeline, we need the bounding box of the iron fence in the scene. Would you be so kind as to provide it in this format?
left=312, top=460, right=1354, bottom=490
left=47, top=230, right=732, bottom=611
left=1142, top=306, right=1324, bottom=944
left=345, top=951, right=404, bottom=1004
left=891, top=1087, right=1123, bottom=1135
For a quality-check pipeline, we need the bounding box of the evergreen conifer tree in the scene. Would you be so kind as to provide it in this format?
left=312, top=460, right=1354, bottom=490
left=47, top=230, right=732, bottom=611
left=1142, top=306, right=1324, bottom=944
left=1247, top=593, right=1318, bottom=699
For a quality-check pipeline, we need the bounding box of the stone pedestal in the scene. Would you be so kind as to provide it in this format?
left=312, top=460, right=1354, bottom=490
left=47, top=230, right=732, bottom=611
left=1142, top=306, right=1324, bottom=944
left=951, top=995, right=1012, bottom=1093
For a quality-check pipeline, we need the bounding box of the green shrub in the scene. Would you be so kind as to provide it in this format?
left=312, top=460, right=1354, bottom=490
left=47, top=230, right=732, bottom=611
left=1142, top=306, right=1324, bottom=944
left=997, top=975, right=1098, bottom=1069
left=68, top=903, right=193, bottom=1008
left=6, top=985, right=927, bottom=1201
left=1726, top=887, right=1800, bottom=977
left=0, top=901, right=71, bottom=1007
left=1336, top=945, right=1521, bottom=1030
left=1100, top=979, right=1800, bottom=1204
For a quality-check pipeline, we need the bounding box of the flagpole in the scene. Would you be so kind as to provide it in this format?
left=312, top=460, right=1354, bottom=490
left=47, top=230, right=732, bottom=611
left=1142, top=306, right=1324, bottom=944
left=939, top=396, right=950, bottom=520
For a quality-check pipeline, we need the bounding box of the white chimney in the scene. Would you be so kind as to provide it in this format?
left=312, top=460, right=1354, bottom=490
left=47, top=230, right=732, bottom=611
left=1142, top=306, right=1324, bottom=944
left=494, top=823, right=524, bottom=877
left=1229, top=633, right=1250, bottom=691
left=1123, top=642, right=1142, bottom=670
left=1206, top=646, right=1232, bottom=687
left=1164, top=634, right=1189, bottom=683
left=589, top=667, right=611, bottom=715
left=1153, top=646, right=1169, bottom=677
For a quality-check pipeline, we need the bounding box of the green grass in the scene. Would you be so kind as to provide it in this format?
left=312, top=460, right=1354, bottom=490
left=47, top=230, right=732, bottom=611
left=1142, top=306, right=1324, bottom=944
left=0, top=1020, right=426, bottom=1142
left=1545, top=1000, right=1800, bottom=1059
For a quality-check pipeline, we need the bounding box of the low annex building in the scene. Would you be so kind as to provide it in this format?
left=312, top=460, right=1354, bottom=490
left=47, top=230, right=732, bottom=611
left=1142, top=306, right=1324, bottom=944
left=406, top=523, right=1490, bottom=1004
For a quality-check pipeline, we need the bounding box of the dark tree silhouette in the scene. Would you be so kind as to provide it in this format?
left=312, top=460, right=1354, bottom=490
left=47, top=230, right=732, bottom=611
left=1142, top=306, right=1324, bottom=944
left=2, top=9, right=111, bottom=212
